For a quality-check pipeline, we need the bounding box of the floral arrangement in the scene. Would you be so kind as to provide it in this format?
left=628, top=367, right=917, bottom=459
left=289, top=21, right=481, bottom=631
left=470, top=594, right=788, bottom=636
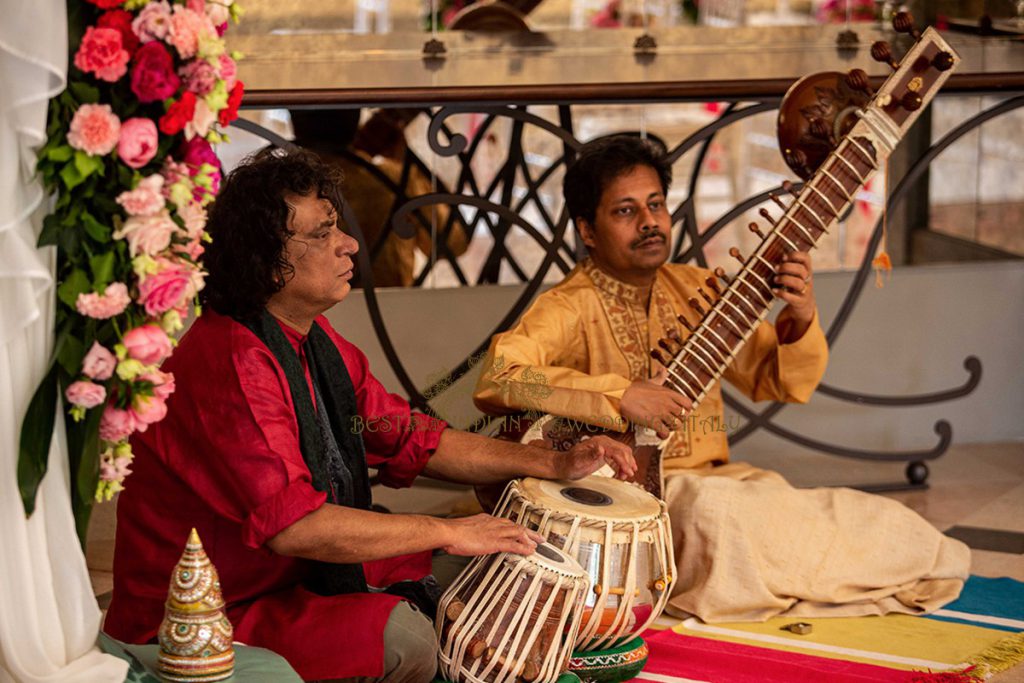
left=19, top=0, right=242, bottom=541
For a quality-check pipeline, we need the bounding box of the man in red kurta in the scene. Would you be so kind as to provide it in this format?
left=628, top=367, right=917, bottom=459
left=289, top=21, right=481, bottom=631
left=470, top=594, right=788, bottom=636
left=104, top=149, right=635, bottom=682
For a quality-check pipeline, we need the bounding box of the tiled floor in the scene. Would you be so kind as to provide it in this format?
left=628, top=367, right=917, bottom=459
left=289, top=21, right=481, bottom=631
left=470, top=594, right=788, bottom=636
left=89, top=439, right=1024, bottom=678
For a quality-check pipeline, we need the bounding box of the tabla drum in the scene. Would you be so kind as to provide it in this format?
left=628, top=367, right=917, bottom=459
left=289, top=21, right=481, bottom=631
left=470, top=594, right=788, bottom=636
left=493, top=476, right=675, bottom=651
left=437, top=542, right=590, bottom=683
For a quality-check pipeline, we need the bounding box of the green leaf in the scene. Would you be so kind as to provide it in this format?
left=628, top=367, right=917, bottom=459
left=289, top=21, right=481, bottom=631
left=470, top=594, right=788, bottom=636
left=73, top=150, right=105, bottom=180
left=68, top=81, right=99, bottom=105
left=59, top=161, right=85, bottom=191
left=46, top=145, right=73, bottom=162
left=38, top=214, right=62, bottom=247
left=82, top=212, right=111, bottom=242
left=57, top=268, right=91, bottom=308
left=18, top=363, right=58, bottom=517
left=90, top=251, right=116, bottom=289
left=56, top=334, right=86, bottom=376
left=69, top=404, right=103, bottom=511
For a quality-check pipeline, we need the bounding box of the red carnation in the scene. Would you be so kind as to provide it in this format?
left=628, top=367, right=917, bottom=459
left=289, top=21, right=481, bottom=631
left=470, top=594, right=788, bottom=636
left=159, top=91, right=197, bottom=135
left=86, top=0, right=124, bottom=8
left=130, top=42, right=180, bottom=104
left=218, top=81, right=244, bottom=127
left=97, top=9, right=139, bottom=56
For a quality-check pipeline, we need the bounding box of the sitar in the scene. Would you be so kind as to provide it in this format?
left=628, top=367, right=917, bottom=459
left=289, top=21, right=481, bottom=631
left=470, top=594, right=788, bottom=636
left=482, top=13, right=960, bottom=507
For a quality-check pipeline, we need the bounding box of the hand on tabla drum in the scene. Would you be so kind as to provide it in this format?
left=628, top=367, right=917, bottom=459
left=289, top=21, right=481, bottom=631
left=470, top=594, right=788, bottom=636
left=554, top=435, right=637, bottom=482
left=442, top=514, right=546, bottom=557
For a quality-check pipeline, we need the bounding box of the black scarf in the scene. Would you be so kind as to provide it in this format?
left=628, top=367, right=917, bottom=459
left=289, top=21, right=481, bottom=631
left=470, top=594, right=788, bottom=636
left=240, top=310, right=370, bottom=596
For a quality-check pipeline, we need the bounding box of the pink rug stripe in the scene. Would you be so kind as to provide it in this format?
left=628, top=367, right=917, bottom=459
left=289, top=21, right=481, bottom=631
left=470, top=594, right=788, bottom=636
left=639, top=629, right=941, bottom=683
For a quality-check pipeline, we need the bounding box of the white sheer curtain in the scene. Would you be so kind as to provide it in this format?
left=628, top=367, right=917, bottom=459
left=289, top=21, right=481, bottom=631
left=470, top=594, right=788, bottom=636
left=0, top=1, right=128, bottom=680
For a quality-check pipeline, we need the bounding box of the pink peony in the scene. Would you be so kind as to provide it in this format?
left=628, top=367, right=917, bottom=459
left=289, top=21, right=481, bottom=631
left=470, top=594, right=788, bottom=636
left=118, top=117, right=159, bottom=169
left=123, top=324, right=173, bottom=365
left=99, top=455, right=133, bottom=482
left=179, top=59, right=218, bottom=96
left=82, top=341, right=117, bottom=380
left=99, top=405, right=137, bottom=442
left=168, top=6, right=214, bottom=59
left=73, top=26, right=130, bottom=82
left=113, top=211, right=177, bottom=256
left=130, top=393, right=167, bottom=428
left=137, top=258, right=201, bottom=316
left=65, top=381, right=107, bottom=409
left=217, top=54, right=237, bottom=89
left=130, top=41, right=180, bottom=104
left=132, top=1, right=172, bottom=43
left=176, top=200, right=206, bottom=238
left=67, top=104, right=121, bottom=156
left=180, top=137, right=221, bottom=198
left=117, top=175, right=165, bottom=216
left=76, top=282, right=131, bottom=319
left=141, top=369, right=176, bottom=400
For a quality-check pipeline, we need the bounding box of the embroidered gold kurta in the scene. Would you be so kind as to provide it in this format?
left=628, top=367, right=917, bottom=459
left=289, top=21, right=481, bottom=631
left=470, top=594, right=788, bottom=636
left=473, top=259, right=829, bottom=471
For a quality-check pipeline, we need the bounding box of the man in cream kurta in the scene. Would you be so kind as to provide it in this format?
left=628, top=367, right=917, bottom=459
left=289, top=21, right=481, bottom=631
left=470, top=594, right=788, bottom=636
left=473, top=135, right=970, bottom=623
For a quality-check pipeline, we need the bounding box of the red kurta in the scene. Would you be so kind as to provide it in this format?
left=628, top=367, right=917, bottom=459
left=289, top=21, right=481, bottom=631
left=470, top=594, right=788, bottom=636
left=104, top=311, right=446, bottom=681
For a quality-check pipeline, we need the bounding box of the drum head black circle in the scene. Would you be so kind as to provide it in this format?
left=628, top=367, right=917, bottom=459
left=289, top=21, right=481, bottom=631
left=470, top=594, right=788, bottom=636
left=535, top=543, right=562, bottom=563
left=559, top=486, right=613, bottom=507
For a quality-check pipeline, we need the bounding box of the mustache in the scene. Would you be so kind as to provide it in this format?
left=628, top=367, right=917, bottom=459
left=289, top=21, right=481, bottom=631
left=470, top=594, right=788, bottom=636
left=632, top=231, right=667, bottom=248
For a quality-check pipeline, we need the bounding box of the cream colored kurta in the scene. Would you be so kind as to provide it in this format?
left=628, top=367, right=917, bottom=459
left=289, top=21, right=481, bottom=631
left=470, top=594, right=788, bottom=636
left=473, top=259, right=969, bottom=622
left=474, top=258, right=829, bottom=471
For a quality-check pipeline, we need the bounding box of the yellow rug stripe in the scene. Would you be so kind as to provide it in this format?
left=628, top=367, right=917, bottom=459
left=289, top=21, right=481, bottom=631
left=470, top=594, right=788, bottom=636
left=668, top=614, right=1008, bottom=672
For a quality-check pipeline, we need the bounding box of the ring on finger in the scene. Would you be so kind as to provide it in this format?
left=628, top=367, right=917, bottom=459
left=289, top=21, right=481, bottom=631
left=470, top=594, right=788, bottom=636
left=803, top=275, right=811, bottom=283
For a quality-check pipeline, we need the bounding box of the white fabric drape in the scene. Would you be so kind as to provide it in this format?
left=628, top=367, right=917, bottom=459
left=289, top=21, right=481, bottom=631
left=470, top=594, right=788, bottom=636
left=0, top=1, right=128, bottom=680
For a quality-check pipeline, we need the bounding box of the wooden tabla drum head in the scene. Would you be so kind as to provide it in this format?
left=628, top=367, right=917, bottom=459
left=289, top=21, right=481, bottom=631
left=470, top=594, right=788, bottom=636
left=437, top=543, right=590, bottom=683
left=493, top=476, right=675, bottom=651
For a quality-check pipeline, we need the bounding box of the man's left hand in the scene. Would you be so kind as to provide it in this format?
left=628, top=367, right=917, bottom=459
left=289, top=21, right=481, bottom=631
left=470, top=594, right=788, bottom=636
left=774, top=251, right=816, bottom=328
left=554, top=436, right=637, bottom=481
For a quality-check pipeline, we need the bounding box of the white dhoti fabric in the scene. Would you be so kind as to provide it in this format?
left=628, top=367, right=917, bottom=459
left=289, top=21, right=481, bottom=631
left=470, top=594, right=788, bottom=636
left=664, top=463, right=971, bottom=623
left=0, top=1, right=128, bottom=679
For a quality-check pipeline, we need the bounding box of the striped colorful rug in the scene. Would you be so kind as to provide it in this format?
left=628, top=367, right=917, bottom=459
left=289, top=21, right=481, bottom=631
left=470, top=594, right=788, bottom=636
left=637, top=576, right=1024, bottom=682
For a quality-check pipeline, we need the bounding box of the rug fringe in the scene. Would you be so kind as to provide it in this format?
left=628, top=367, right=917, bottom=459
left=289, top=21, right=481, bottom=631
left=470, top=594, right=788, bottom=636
left=964, top=631, right=1024, bottom=679
left=909, top=666, right=979, bottom=682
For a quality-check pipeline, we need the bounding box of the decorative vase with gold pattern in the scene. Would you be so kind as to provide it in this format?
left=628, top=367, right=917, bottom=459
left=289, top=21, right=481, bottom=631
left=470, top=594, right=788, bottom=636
left=157, top=528, right=235, bottom=682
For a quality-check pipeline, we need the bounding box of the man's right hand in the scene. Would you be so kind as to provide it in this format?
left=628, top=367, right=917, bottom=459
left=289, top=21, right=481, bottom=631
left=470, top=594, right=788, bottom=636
left=440, top=514, right=545, bottom=557
left=620, top=368, right=692, bottom=439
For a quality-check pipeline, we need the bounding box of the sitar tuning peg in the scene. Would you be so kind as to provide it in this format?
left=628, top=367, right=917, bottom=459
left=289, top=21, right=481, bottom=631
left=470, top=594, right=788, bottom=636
left=758, top=207, right=776, bottom=224
left=871, top=41, right=899, bottom=71
left=748, top=222, right=766, bottom=240
left=844, top=68, right=872, bottom=95
left=809, top=118, right=836, bottom=146
left=728, top=247, right=744, bottom=265
left=687, top=297, right=706, bottom=317
left=892, top=11, right=920, bottom=40
left=666, top=327, right=683, bottom=343
left=769, top=193, right=788, bottom=211
left=705, top=275, right=722, bottom=296
left=901, top=91, right=923, bottom=111
left=650, top=348, right=670, bottom=366
left=932, top=51, right=955, bottom=72
left=697, top=286, right=715, bottom=306
left=781, top=180, right=800, bottom=197
left=714, top=266, right=731, bottom=285
left=676, top=314, right=695, bottom=332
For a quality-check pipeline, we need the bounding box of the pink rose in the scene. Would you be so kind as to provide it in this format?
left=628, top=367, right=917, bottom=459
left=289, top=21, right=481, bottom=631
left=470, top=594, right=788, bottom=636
left=132, top=0, right=172, bottom=43
left=141, top=369, right=176, bottom=400
left=118, top=117, right=158, bottom=169
left=117, top=175, right=165, bottom=216
left=99, top=405, right=137, bottom=442
left=176, top=200, right=206, bottom=238
left=82, top=341, right=117, bottom=380
left=65, top=381, right=107, bottom=409
left=67, top=104, right=121, bottom=156
left=168, top=6, right=214, bottom=59
left=137, top=258, right=202, bottom=316
left=76, top=282, right=131, bottom=319
left=113, top=211, right=177, bottom=256
left=130, top=41, right=180, bottom=104
left=217, top=54, right=237, bottom=90
left=207, top=1, right=232, bottom=29
left=130, top=393, right=167, bottom=429
left=100, top=455, right=133, bottom=482
left=123, top=324, right=173, bottom=365
left=179, top=59, right=218, bottom=96
left=73, top=26, right=130, bottom=82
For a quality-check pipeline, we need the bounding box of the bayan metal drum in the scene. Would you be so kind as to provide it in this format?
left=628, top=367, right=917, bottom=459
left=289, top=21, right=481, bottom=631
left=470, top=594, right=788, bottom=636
left=493, top=476, right=675, bottom=651
left=437, top=543, right=590, bottom=683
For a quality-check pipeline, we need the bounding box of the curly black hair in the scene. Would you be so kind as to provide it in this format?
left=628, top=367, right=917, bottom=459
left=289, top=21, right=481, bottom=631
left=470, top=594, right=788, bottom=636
left=563, top=134, right=672, bottom=227
left=201, top=147, right=345, bottom=320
